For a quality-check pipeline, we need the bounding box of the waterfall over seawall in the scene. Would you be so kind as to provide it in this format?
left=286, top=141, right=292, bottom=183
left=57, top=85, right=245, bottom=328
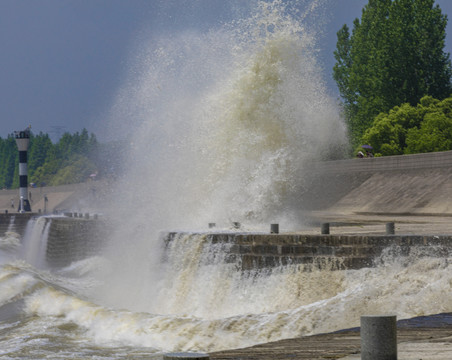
left=0, top=213, right=107, bottom=268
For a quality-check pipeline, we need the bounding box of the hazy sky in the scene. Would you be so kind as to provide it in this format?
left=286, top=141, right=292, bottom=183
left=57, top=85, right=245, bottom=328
left=1, top=0, right=452, bottom=141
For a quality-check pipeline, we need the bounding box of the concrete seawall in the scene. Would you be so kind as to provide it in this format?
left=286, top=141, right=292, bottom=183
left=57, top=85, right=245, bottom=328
left=2, top=214, right=452, bottom=270
left=45, top=216, right=108, bottom=267
left=0, top=213, right=107, bottom=267
left=1, top=150, right=452, bottom=268
left=164, top=232, right=452, bottom=271
left=0, top=213, right=36, bottom=237
left=301, top=150, right=452, bottom=214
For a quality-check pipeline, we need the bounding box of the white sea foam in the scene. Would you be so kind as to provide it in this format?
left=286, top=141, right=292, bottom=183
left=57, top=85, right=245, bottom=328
left=16, top=247, right=452, bottom=352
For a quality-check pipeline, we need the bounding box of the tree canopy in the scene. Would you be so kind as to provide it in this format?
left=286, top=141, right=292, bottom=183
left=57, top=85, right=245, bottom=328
left=0, top=129, right=123, bottom=189
left=333, top=0, right=452, bottom=147
left=361, top=95, right=452, bottom=155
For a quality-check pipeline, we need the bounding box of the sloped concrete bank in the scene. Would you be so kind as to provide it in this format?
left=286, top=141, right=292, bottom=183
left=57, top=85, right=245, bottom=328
left=164, top=232, right=452, bottom=271
left=302, top=150, right=452, bottom=215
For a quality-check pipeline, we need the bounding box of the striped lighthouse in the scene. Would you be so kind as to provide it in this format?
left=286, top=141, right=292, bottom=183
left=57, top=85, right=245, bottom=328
left=14, top=127, right=32, bottom=212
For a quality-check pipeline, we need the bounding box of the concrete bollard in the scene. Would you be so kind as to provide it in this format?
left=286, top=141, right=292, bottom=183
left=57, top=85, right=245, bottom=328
left=270, top=223, right=279, bottom=234
left=164, top=353, right=209, bottom=360
left=84, top=213, right=90, bottom=219
left=208, top=223, right=216, bottom=228
left=321, top=223, right=330, bottom=234
left=360, top=315, right=397, bottom=360
left=386, top=222, right=395, bottom=235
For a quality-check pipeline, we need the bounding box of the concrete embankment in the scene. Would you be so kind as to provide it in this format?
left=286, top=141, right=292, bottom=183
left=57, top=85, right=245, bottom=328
left=0, top=213, right=36, bottom=236
left=2, top=150, right=452, bottom=270
left=0, top=213, right=107, bottom=267
left=164, top=231, right=452, bottom=271
left=44, top=216, right=108, bottom=267
left=304, top=150, right=452, bottom=215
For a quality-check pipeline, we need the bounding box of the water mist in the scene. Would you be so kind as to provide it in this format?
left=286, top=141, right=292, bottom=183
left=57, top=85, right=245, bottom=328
left=93, top=0, right=349, bottom=347
left=107, top=0, right=347, bottom=230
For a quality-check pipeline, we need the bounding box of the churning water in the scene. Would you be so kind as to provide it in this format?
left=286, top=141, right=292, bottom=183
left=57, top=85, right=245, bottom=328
left=2, top=226, right=452, bottom=358
left=2, top=0, right=452, bottom=358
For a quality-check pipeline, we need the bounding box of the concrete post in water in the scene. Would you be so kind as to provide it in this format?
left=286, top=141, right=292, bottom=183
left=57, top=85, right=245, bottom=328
left=14, top=127, right=32, bottom=212
left=360, top=315, right=397, bottom=360
left=321, top=223, right=330, bottom=234
left=386, top=222, right=395, bottom=235
left=164, top=353, right=209, bottom=360
left=270, top=223, right=279, bottom=234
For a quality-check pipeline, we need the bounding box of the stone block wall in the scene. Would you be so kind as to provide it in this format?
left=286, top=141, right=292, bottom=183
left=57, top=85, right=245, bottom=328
left=0, top=213, right=36, bottom=237
left=165, top=232, right=452, bottom=271
left=45, top=217, right=107, bottom=267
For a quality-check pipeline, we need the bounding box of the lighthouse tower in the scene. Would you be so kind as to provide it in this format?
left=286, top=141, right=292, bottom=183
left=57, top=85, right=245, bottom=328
left=14, top=127, right=32, bottom=212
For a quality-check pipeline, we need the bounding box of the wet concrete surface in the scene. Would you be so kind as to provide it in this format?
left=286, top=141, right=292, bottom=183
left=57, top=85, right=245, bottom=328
left=210, top=308, right=452, bottom=360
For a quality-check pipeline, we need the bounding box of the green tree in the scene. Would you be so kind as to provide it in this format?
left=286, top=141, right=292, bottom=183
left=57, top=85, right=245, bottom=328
left=334, top=0, right=452, bottom=146
left=0, top=128, right=111, bottom=188
left=28, top=132, right=53, bottom=181
left=0, top=135, right=18, bottom=188
left=405, top=97, right=452, bottom=153
left=362, top=95, right=452, bottom=155
left=30, top=128, right=100, bottom=186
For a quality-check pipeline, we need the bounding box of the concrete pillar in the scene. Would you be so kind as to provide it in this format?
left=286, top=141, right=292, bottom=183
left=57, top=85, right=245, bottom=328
left=84, top=213, right=90, bottom=219
left=386, top=222, right=395, bottom=235
left=360, top=315, right=397, bottom=360
left=321, top=223, right=330, bottom=234
left=270, top=223, right=279, bottom=234
left=164, top=353, right=209, bottom=360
